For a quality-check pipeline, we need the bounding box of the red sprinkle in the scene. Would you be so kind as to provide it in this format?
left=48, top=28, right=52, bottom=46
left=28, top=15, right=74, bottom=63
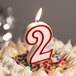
left=63, top=58, right=66, bottom=61
left=46, top=71, right=49, bottom=74
left=52, top=56, right=54, bottom=57
left=11, top=57, right=14, bottom=59
left=56, top=62, right=59, bottom=64
left=48, top=66, right=52, bottom=67
left=44, top=64, right=47, bottom=67
left=59, top=59, right=62, bottom=63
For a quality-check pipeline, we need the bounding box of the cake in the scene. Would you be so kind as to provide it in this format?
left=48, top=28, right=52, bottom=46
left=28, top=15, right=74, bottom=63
left=0, top=37, right=76, bottom=76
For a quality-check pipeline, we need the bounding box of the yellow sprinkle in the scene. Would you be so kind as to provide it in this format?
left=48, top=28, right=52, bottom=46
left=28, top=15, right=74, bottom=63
left=52, top=60, right=54, bottom=62
left=13, top=53, right=16, bottom=56
left=22, top=60, right=24, bottom=62
left=22, top=65, right=25, bottom=67
left=15, top=56, right=17, bottom=58
left=42, top=64, right=45, bottom=67
left=53, top=66, right=56, bottom=69
left=61, top=66, right=64, bottom=69
left=48, top=60, right=51, bottom=63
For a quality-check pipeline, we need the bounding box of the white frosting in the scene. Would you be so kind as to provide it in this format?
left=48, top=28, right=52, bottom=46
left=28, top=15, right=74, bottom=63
left=32, top=69, right=48, bottom=76
left=11, top=67, right=32, bottom=76
left=48, top=70, right=63, bottom=76
left=55, top=47, right=71, bottom=59
left=63, top=68, right=74, bottom=76
left=11, top=62, right=24, bottom=73
left=54, top=40, right=64, bottom=51
left=11, top=72, right=21, bottom=76
left=69, top=58, right=76, bottom=65
left=10, top=66, right=33, bottom=76
left=24, top=42, right=33, bottom=52
left=64, top=40, right=72, bottom=49
left=71, top=45, right=76, bottom=53
left=8, top=40, right=16, bottom=48
left=56, top=40, right=72, bottom=58
left=20, top=67, right=32, bottom=76
left=1, top=56, right=14, bottom=65
left=67, top=51, right=76, bottom=61
left=3, top=46, right=18, bottom=57
left=0, top=38, right=76, bottom=76
left=0, top=63, right=7, bottom=76
left=16, top=38, right=27, bottom=54
left=0, top=48, right=4, bottom=59
left=0, top=56, right=14, bottom=75
left=71, top=64, right=76, bottom=76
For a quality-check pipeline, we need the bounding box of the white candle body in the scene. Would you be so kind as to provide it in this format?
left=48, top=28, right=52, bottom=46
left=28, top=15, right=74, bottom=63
left=25, top=22, right=48, bottom=51
left=25, top=21, right=53, bottom=64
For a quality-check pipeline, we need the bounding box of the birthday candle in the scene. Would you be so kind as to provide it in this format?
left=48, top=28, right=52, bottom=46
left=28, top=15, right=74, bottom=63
left=25, top=8, right=53, bottom=64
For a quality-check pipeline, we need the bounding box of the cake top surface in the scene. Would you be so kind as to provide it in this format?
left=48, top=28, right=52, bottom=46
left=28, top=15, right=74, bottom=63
left=0, top=37, right=76, bottom=76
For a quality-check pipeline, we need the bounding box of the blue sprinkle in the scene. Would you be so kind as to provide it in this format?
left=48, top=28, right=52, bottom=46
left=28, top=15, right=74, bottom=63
left=36, top=68, right=39, bottom=71
left=18, top=55, right=22, bottom=57
left=36, top=64, right=39, bottom=66
left=46, top=71, right=48, bottom=73
left=18, top=59, right=22, bottom=61
left=27, top=64, right=30, bottom=66
left=56, top=56, right=58, bottom=58
left=17, top=62, right=19, bottom=64
left=57, top=58, right=59, bottom=60
left=53, top=62, right=57, bottom=64
left=15, top=60, right=17, bottom=62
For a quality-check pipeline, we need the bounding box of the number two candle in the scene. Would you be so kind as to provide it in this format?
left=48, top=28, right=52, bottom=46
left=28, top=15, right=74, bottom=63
left=25, top=8, right=53, bottom=64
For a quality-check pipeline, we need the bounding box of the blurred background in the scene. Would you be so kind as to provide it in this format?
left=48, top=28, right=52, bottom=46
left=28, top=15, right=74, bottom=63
left=0, top=0, right=76, bottom=45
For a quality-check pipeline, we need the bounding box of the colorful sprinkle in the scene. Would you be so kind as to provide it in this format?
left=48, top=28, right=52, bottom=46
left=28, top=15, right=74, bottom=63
left=12, top=52, right=67, bottom=73
left=46, top=71, right=49, bottom=74
left=32, top=69, right=35, bottom=72
left=61, top=62, right=66, bottom=65
left=50, top=68, right=52, bottom=71
left=61, top=66, right=64, bottom=69
left=64, top=67, right=67, bottom=70
left=36, top=68, right=39, bottom=71
left=44, top=68, right=47, bottom=71
left=13, top=53, right=16, bottom=56
left=48, top=60, right=51, bottom=63
left=53, top=66, right=56, bottom=69
left=56, top=56, right=58, bottom=58
left=52, top=60, right=54, bottom=62
left=63, top=58, right=66, bottom=61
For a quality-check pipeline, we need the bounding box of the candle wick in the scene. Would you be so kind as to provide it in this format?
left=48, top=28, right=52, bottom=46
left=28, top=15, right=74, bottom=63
left=35, top=19, right=39, bottom=23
